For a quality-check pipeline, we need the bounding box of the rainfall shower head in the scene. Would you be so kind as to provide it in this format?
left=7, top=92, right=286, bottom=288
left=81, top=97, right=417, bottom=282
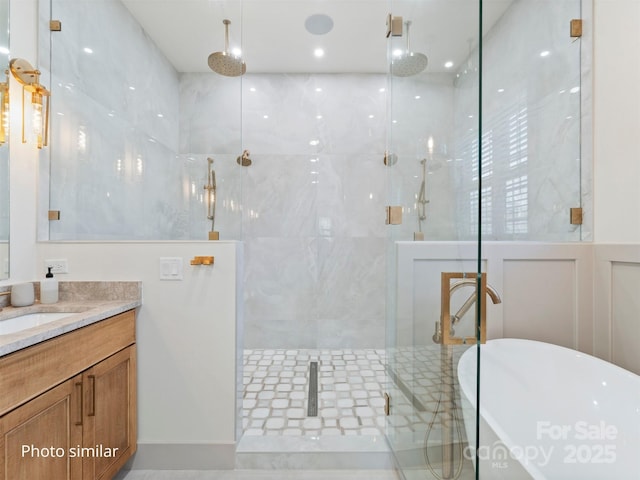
left=208, top=19, right=246, bottom=77
left=392, top=21, right=428, bottom=77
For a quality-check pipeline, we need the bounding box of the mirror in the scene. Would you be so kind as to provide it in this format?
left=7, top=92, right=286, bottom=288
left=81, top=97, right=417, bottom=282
left=0, top=0, right=8, bottom=280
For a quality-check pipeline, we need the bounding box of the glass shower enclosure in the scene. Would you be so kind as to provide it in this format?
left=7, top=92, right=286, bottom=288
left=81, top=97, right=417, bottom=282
left=384, top=1, right=483, bottom=478
left=384, top=0, right=583, bottom=479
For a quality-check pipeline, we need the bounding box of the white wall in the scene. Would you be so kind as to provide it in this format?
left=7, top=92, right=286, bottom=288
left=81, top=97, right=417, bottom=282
left=6, top=0, right=38, bottom=283
left=593, top=0, right=640, bottom=242
left=37, top=241, right=242, bottom=468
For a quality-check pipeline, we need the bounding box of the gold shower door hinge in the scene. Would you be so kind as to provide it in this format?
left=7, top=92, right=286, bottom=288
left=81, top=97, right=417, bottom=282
left=570, top=19, right=582, bottom=38
left=386, top=14, right=403, bottom=38
left=385, top=206, right=402, bottom=225
left=570, top=207, right=583, bottom=225
left=50, top=20, right=62, bottom=32
left=48, top=210, right=61, bottom=221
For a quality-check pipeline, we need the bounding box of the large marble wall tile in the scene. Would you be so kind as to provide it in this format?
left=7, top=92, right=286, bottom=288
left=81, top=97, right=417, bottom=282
left=316, top=237, right=386, bottom=349
left=316, top=154, right=386, bottom=238
left=450, top=0, right=586, bottom=241
left=179, top=73, right=242, bottom=154
left=241, top=154, right=318, bottom=238
left=243, top=237, right=318, bottom=320
left=240, top=74, right=387, bottom=155
left=390, top=73, right=455, bottom=157
left=179, top=154, right=243, bottom=241
left=50, top=0, right=179, bottom=150
left=48, top=87, right=183, bottom=240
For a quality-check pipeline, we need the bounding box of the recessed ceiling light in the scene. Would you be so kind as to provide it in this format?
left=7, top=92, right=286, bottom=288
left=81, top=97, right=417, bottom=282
left=444, top=61, right=454, bottom=68
left=540, top=50, right=550, bottom=57
left=314, top=48, right=325, bottom=58
left=305, top=14, right=334, bottom=35
left=315, top=87, right=323, bottom=92
left=249, top=87, right=256, bottom=92
left=83, top=47, right=93, bottom=54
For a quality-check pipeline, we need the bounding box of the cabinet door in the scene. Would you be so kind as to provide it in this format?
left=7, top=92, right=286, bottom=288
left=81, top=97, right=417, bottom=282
left=0, top=376, right=83, bottom=480
left=82, top=345, right=136, bottom=480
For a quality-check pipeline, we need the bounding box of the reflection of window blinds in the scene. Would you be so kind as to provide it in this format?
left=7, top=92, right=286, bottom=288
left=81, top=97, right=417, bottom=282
left=461, top=104, right=528, bottom=238
left=505, top=175, right=528, bottom=234
left=470, top=187, right=493, bottom=236
left=505, top=106, right=528, bottom=234
left=509, top=107, right=528, bottom=168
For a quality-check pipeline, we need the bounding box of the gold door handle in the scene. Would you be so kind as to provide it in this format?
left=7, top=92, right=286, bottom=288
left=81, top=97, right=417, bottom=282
left=88, top=375, right=96, bottom=417
left=75, top=381, right=83, bottom=426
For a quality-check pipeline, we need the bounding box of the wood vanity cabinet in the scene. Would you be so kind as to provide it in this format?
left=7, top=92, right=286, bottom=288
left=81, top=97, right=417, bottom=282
left=0, top=310, right=137, bottom=480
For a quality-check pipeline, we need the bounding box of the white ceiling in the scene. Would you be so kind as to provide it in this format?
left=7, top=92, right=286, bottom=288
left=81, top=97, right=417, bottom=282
left=122, top=0, right=513, bottom=74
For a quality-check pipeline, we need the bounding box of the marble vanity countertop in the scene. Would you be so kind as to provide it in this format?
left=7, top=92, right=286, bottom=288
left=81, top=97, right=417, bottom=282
left=0, top=281, right=142, bottom=357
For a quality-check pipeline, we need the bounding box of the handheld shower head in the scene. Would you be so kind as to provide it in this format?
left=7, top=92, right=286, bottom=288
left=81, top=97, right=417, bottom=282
left=208, top=19, right=246, bottom=77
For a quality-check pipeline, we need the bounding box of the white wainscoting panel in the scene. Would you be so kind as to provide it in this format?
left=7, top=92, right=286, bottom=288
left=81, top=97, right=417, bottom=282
left=502, top=259, right=576, bottom=348
left=594, top=244, right=640, bottom=374
left=395, top=242, right=593, bottom=352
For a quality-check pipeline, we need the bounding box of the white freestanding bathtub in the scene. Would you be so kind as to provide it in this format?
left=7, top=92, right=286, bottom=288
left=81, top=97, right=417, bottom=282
left=457, top=339, right=640, bottom=479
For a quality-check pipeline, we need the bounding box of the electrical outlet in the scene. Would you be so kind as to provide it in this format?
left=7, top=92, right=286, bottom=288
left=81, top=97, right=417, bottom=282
left=45, top=258, right=68, bottom=274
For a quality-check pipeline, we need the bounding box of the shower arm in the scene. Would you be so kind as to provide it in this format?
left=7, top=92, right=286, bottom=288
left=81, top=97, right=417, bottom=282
left=223, top=19, right=230, bottom=54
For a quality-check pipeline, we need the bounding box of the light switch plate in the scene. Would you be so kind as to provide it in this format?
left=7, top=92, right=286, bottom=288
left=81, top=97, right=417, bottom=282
left=159, top=257, right=183, bottom=280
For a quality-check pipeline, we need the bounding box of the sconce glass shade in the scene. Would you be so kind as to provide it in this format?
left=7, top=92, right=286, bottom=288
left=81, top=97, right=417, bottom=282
left=0, top=70, right=8, bottom=146
left=9, top=58, right=50, bottom=149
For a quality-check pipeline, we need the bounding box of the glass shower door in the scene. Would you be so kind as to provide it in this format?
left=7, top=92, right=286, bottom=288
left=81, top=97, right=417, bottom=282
left=384, top=1, right=483, bottom=478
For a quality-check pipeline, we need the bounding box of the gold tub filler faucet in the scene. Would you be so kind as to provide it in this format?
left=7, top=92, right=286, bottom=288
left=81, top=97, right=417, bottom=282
left=433, top=272, right=502, bottom=345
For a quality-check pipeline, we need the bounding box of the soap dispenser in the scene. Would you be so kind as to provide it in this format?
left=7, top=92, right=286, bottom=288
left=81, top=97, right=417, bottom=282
left=40, top=267, right=59, bottom=304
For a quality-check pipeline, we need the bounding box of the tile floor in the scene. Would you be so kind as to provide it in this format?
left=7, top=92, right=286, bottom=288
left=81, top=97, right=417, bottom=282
left=242, top=349, right=387, bottom=436
left=115, top=345, right=473, bottom=479
left=115, top=469, right=399, bottom=479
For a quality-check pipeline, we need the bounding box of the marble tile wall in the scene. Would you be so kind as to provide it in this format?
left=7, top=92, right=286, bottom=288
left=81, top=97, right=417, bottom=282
left=178, top=73, right=394, bottom=348
left=40, top=0, right=589, bottom=348
left=43, top=0, right=183, bottom=240
left=452, top=0, right=586, bottom=241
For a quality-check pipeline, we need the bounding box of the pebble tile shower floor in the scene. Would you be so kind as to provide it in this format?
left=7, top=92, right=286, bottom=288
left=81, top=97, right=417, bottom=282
left=242, top=349, right=387, bottom=436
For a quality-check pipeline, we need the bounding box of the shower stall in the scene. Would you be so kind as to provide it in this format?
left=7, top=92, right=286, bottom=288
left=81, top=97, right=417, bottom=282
left=41, top=0, right=585, bottom=478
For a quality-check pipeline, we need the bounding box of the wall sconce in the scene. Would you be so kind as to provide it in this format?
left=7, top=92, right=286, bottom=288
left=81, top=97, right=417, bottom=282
left=9, top=58, right=50, bottom=149
left=0, top=70, right=9, bottom=146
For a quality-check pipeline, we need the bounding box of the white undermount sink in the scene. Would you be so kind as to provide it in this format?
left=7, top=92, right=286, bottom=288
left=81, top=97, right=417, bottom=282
left=0, top=312, right=76, bottom=336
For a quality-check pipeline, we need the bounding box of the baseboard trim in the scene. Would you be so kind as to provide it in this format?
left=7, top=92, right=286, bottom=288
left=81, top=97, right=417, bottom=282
left=125, top=443, right=236, bottom=470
